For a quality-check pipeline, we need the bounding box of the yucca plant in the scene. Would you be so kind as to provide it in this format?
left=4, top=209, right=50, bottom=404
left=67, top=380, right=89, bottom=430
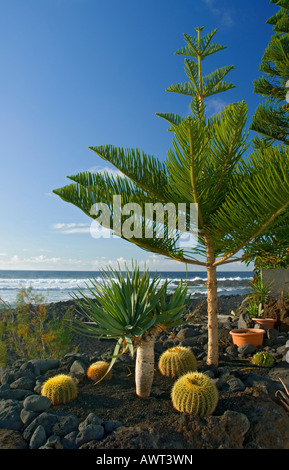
left=53, top=26, right=289, bottom=367
left=72, top=263, right=189, bottom=397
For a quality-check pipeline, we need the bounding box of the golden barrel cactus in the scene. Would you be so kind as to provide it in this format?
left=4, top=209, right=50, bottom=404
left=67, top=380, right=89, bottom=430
left=158, top=346, right=197, bottom=378
left=87, top=361, right=112, bottom=382
left=41, top=374, right=78, bottom=405
left=171, top=371, right=218, bottom=417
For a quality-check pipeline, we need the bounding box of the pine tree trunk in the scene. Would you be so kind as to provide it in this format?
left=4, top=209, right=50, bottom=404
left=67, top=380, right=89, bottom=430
left=135, top=324, right=162, bottom=398
left=206, top=242, right=219, bottom=366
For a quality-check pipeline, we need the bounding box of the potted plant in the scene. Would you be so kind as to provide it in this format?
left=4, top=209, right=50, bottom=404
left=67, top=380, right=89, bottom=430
left=248, top=275, right=276, bottom=331
left=229, top=328, right=266, bottom=347
left=229, top=276, right=274, bottom=344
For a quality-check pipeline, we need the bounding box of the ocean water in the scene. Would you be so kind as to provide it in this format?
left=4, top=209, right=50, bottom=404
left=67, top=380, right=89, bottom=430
left=0, top=270, right=253, bottom=307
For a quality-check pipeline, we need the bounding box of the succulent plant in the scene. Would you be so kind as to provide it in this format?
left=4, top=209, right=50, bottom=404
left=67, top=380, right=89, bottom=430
left=87, top=361, right=112, bottom=382
left=171, top=371, right=218, bottom=417
left=158, top=346, right=197, bottom=378
left=251, top=351, right=275, bottom=368
left=41, top=374, right=78, bottom=405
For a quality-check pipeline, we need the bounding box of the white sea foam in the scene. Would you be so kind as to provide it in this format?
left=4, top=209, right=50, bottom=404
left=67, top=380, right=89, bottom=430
left=0, top=270, right=253, bottom=306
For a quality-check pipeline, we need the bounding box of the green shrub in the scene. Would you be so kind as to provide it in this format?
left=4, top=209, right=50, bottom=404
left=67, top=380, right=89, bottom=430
left=0, top=287, right=74, bottom=364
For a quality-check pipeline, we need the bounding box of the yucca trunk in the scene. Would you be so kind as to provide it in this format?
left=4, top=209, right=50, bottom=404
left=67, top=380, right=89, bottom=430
left=206, top=242, right=219, bottom=366
left=135, top=324, right=162, bottom=398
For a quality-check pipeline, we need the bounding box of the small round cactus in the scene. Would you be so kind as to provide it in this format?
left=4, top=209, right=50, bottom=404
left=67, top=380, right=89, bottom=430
left=251, top=351, right=275, bottom=368
left=158, top=346, right=197, bottom=378
left=87, top=361, right=112, bottom=382
left=41, top=374, right=78, bottom=405
left=171, top=371, right=218, bottom=417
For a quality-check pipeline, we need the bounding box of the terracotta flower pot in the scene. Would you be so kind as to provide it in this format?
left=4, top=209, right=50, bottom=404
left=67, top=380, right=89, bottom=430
left=252, top=318, right=276, bottom=331
left=229, top=328, right=265, bottom=347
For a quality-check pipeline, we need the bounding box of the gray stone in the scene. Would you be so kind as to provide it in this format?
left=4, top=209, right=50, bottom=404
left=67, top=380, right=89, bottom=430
left=102, top=420, right=123, bottom=435
left=34, top=377, right=46, bottom=394
left=20, top=361, right=40, bottom=376
left=29, top=359, right=59, bottom=373
left=275, top=345, right=287, bottom=358
left=0, top=383, right=10, bottom=392
left=227, top=377, right=246, bottom=392
left=23, top=411, right=59, bottom=441
left=177, top=327, right=199, bottom=341
left=196, top=334, right=208, bottom=346
left=52, top=413, right=80, bottom=437
left=44, top=434, right=64, bottom=449
left=267, top=328, right=279, bottom=341
left=0, top=368, right=17, bottom=385
left=0, top=388, right=32, bottom=400
left=78, top=412, right=102, bottom=431
left=70, top=359, right=87, bottom=381
left=181, top=337, right=199, bottom=348
left=218, top=367, right=230, bottom=380
left=62, top=431, right=78, bottom=449
left=0, top=399, right=24, bottom=431
left=23, top=395, right=51, bottom=412
left=272, top=336, right=287, bottom=347
left=225, top=344, right=239, bottom=358
left=29, top=425, right=47, bottom=449
left=75, top=424, right=104, bottom=446
left=222, top=410, right=250, bottom=440
left=10, top=376, right=35, bottom=391
left=238, top=312, right=253, bottom=329
left=237, top=343, right=257, bottom=355
left=20, top=408, right=39, bottom=426
left=203, top=369, right=215, bottom=379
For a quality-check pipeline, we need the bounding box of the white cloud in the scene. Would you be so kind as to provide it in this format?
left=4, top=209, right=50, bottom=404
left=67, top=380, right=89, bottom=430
left=87, top=166, right=125, bottom=178
left=206, top=98, right=228, bottom=116
left=0, top=254, right=61, bottom=267
left=202, top=0, right=234, bottom=27
left=52, top=221, right=114, bottom=238
left=0, top=253, right=93, bottom=270
left=52, top=223, right=92, bottom=234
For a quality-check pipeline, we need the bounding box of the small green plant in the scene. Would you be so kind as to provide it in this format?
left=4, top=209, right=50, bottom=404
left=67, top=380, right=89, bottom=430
left=245, top=275, right=272, bottom=319
left=251, top=351, right=275, bottom=368
left=41, top=374, right=78, bottom=405
left=171, top=371, right=218, bottom=417
left=87, top=361, right=112, bottom=382
left=158, top=346, right=197, bottom=378
left=245, top=299, right=264, bottom=319
left=0, top=287, right=74, bottom=364
left=248, top=275, right=272, bottom=307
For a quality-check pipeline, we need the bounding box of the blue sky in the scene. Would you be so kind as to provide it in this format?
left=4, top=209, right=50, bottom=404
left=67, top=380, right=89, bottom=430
left=0, top=0, right=277, bottom=272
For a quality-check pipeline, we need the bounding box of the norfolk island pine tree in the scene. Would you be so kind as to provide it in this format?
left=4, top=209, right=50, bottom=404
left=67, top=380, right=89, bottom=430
left=53, top=27, right=289, bottom=367
left=244, top=0, right=289, bottom=268
left=250, top=0, right=289, bottom=148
